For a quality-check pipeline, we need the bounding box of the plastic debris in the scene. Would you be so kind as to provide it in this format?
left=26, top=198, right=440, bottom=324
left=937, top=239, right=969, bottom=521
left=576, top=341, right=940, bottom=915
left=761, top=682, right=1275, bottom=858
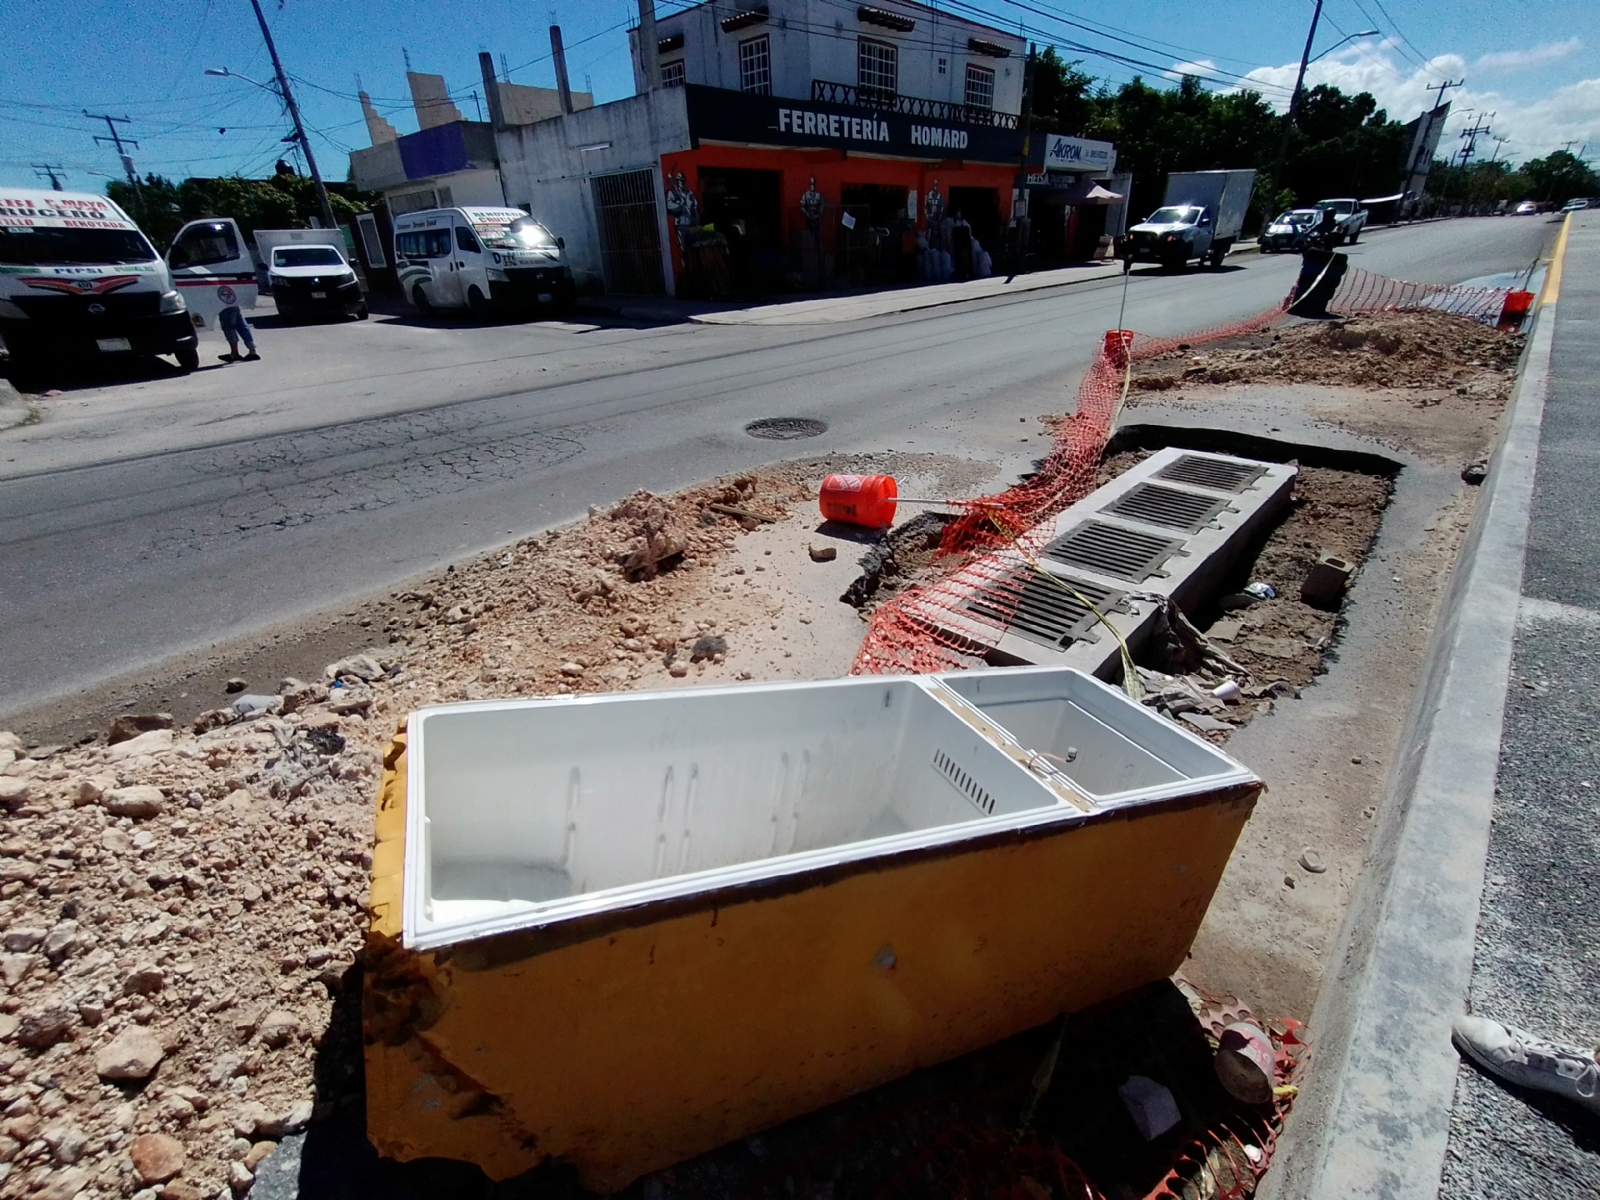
left=1215, top=1022, right=1276, bottom=1104
left=1243, top=582, right=1278, bottom=601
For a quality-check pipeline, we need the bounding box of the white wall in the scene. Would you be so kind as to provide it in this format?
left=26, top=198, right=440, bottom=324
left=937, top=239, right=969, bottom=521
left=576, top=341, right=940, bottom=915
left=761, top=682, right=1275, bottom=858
left=636, top=0, right=1024, bottom=115
left=494, top=90, right=691, bottom=294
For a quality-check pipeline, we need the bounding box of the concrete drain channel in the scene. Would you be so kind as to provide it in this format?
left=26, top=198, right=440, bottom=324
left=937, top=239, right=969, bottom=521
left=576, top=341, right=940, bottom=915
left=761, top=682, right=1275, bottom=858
left=745, top=417, right=828, bottom=440
left=936, top=446, right=1300, bottom=674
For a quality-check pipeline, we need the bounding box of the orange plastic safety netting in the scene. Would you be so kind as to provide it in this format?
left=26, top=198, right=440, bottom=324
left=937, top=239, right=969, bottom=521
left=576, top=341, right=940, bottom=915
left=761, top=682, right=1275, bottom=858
left=850, top=264, right=1516, bottom=676
left=1327, top=264, right=1512, bottom=321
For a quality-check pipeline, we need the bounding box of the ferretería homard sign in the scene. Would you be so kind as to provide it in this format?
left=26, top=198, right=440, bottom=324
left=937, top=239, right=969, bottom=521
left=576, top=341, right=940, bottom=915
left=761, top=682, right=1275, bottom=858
left=684, top=85, right=1023, bottom=164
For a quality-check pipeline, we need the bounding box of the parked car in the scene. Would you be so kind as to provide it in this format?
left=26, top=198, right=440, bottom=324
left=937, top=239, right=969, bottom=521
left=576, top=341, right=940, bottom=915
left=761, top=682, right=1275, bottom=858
left=1126, top=170, right=1257, bottom=269
left=253, top=231, right=367, bottom=324
left=1312, top=198, right=1369, bottom=244
left=1559, top=198, right=1591, bottom=213
left=1259, top=208, right=1323, bottom=253
left=393, top=206, right=576, bottom=318
left=1514, top=200, right=1540, bottom=215
left=2, top=188, right=199, bottom=372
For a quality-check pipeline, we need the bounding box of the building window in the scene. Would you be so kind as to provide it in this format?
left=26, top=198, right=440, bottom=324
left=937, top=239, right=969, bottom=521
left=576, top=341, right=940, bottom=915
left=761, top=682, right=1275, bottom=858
left=661, top=59, right=686, bottom=87
left=739, top=36, right=771, bottom=94
left=938, top=57, right=947, bottom=75
left=858, top=38, right=897, bottom=101
left=965, top=63, right=995, bottom=111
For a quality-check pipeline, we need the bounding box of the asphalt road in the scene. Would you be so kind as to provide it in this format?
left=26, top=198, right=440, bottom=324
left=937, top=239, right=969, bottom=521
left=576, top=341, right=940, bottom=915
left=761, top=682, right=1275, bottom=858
left=0, top=217, right=1553, bottom=719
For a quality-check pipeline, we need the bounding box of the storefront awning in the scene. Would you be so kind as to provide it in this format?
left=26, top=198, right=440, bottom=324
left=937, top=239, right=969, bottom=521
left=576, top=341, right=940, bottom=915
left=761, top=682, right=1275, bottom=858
left=1061, top=180, right=1123, bottom=204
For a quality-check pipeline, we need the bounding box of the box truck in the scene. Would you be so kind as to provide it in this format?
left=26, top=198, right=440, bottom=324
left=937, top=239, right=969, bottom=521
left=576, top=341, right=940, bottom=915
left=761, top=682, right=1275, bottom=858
left=1126, top=169, right=1257, bottom=270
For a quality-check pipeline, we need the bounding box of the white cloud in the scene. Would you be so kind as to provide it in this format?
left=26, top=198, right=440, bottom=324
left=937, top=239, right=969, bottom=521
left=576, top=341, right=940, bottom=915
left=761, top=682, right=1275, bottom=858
left=1218, top=41, right=1600, bottom=163
left=1475, top=39, right=1582, bottom=73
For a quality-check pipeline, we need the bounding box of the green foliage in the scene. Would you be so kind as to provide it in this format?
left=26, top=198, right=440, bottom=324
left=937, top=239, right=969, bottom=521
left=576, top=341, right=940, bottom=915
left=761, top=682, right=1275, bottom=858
left=1025, top=55, right=1413, bottom=227
left=1519, top=150, right=1599, bottom=204
left=107, top=172, right=376, bottom=251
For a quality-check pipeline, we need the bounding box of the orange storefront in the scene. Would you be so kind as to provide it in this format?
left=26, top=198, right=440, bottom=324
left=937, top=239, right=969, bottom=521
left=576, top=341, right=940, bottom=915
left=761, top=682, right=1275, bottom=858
left=663, top=85, right=1023, bottom=294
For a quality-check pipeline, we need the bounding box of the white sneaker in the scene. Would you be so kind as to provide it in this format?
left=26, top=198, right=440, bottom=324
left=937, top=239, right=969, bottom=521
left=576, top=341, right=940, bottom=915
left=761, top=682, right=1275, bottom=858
left=1453, top=1015, right=1600, bottom=1116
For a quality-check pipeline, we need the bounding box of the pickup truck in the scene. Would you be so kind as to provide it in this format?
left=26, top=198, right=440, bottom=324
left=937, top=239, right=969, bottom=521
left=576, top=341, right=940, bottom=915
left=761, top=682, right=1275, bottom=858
left=1126, top=169, right=1257, bottom=270
left=1314, top=198, right=1369, bottom=244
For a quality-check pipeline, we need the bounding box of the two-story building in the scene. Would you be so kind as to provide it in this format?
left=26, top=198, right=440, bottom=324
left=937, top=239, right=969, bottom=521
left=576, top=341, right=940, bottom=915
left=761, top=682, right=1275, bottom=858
left=354, top=2, right=1119, bottom=297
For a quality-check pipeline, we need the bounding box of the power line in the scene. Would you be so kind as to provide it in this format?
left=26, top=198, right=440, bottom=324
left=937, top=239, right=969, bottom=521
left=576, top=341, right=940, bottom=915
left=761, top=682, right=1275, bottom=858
left=1361, top=0, right=1433, bottom=72
left=31, top=163, right=67, bottom=190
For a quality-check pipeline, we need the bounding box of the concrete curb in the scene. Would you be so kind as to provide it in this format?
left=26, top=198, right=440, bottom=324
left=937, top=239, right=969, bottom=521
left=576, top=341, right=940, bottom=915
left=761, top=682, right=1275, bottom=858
left=1259, top=216, right=1571, bottom=1200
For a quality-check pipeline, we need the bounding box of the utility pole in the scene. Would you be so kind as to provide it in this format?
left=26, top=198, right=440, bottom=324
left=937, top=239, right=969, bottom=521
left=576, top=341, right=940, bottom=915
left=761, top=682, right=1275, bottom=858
left=1270, top=0, right=1324, bottom=201
left=31, top=164, right=67, bottom=191
left=1458, top=112, right=1492, bottom=168
left=1013, top=42, right=1036, bottom=272
left=85, top=112, right=139, bottom=189
left=246, top=0, right=338, bottom=233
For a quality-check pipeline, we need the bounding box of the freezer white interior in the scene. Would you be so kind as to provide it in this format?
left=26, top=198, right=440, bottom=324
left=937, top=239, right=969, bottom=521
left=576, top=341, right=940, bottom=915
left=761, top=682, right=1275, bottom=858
left=934, top=667, right=1251, bottom=802
left=403, top=669, right=1256, bottom=949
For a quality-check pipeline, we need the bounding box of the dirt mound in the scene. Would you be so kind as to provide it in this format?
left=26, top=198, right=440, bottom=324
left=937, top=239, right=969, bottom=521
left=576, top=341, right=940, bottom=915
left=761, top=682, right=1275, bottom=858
left=1131, top=310, right=1523, bottom=396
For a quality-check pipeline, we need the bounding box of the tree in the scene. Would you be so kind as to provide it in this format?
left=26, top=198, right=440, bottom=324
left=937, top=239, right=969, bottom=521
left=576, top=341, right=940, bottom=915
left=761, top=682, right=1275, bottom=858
left=1028, top=48, right=1097, bottom=136
left=108, top=172, right=375, bottom=250
left=1520, top=150, right=1599, bottom=205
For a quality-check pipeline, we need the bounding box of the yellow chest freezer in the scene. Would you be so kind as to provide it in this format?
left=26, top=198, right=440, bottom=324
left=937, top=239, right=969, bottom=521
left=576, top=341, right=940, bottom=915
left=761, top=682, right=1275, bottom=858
left=364, top=667, right=1261, bottom=1190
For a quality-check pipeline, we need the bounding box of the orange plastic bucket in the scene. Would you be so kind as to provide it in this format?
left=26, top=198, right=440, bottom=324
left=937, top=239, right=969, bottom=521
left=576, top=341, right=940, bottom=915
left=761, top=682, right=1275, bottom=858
left=1498, top=289, right=1534, bottom=330
left=819, top=474, right=898, bottom=528
left=1103, top=329, right=1135, bottom=366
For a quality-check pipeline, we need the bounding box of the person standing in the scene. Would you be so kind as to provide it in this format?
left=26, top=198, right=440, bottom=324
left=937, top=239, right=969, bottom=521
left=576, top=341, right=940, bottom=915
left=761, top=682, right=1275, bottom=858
left=216, top=284, right=259, bottom=363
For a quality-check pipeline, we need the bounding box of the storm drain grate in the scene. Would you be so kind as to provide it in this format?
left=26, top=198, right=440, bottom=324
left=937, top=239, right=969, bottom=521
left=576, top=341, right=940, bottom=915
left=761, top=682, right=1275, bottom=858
left=963, top=571, right=1127, bottom=650
left=932, top=748, right=995, bottom=814
left=1102, top=482, right=1231, bottom=533
left=1041, top=521, right=1185, bottom=583
left=1155, top=454, right=1269, bottom=494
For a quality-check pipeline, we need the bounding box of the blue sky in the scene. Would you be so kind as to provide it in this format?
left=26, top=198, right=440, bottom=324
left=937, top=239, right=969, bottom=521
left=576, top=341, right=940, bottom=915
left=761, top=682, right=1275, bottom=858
left=0, top=0, right=1595, bottom=192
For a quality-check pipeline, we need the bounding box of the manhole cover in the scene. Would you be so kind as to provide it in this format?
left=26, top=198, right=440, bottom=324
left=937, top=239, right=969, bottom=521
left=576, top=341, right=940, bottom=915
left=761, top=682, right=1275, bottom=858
left=745, top=417, right=828, bottom=440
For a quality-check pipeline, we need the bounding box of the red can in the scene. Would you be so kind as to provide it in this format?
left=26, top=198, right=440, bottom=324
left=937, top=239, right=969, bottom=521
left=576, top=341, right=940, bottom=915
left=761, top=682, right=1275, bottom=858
left=819, top=474, right=898, bottom=528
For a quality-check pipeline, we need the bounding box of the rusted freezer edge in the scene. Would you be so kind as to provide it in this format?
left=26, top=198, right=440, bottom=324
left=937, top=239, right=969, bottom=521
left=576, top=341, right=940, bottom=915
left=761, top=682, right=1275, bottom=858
left=364, top=730, right=1260, bottom=1191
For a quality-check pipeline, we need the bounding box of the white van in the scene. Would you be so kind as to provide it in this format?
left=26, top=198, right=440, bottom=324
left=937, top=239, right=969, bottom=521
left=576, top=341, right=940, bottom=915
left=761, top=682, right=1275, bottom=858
left=0, top=188, right=199, bottom=371
left=166, top=216, right=258, bottom=333
left=392, top=207, right=575, bottom=318
left=254, top=229, right=366, bottom=324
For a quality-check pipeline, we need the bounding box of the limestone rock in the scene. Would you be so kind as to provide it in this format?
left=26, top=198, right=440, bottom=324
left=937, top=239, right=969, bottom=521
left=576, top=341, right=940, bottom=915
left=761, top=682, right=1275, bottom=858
left=257, top=1009, right=300, bottom=1049
left=108, top=713, right=175, bottom=744
left=129, top=1131, right=185, bottom=1183
left=324, top=654, right=383, bottom=682
left=103, top=785, right=166, bottom=818
left=74, top=775, right=116, bottom=806
left=96, top=1026, right=166, bottom=1080
left=2, top=929, right=44, bottom=953
left=0, top=778, right=30, bottom=811
left=13, top=1008, right=74, bottom=1050
left=255, top=1098, right=313, bottom=1138
left=34, top=1167, right=91, bottom=1200
left=108, top=728, right=174, bottom=761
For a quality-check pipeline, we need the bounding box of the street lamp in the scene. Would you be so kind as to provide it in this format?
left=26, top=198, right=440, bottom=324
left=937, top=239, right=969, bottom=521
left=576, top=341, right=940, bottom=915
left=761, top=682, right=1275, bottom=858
left=1309, top=30, right=1379, bottom=65
left=203, top=12, right=338, bottom=236
left=1269, top=0, right=1382, bottom=199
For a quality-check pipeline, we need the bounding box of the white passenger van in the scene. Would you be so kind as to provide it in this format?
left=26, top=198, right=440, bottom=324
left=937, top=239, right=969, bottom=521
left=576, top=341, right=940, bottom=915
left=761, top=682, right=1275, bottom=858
left=0, top=188, right=199, bottom=371
left=392, top=207, right=575, bottom=318
left=165, top=216, right=258, bottom=332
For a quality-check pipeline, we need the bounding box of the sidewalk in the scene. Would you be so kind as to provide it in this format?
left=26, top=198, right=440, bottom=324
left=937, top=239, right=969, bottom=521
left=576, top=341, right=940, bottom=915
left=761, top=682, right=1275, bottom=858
left=1438, top=213, right=1600, bottom=1195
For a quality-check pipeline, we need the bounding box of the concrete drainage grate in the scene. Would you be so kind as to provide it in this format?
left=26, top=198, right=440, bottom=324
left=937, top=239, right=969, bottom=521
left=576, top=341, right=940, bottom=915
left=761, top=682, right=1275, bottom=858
left=745, top=417, right=828, bottom=440
left=1041, top=521, right=1185, bottom=583
left=1102, top=483, right=1232, bottom=534
left=963, top=571, right=1127, bottom=650
left=1156, top=454, right=1268, bottom=494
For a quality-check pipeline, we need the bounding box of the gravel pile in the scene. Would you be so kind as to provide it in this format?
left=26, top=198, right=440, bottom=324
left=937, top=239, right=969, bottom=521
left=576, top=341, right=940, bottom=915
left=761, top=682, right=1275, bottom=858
left=0, top=472, right=812, bottom=1200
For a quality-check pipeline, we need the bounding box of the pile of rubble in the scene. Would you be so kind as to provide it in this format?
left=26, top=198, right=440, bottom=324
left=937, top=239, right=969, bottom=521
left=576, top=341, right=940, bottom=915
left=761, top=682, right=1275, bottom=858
left=0, top=471, right=816, bottom=1200
left=1130, top=310, right=1523, bottom=398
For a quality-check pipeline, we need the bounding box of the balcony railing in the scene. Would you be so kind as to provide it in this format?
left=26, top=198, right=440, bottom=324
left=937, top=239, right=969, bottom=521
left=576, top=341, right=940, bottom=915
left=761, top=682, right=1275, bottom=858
left=811, top=79, right=1019, bottom=129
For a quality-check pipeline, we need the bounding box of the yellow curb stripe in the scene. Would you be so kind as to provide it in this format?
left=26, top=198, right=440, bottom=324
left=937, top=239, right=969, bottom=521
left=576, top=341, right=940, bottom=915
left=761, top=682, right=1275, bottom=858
left=1540, top=214, right=1572, bottom=308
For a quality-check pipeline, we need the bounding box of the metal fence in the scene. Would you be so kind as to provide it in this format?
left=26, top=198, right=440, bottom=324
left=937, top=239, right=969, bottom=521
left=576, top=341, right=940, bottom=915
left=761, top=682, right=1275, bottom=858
left=591, top=170, right=666, bottom=296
